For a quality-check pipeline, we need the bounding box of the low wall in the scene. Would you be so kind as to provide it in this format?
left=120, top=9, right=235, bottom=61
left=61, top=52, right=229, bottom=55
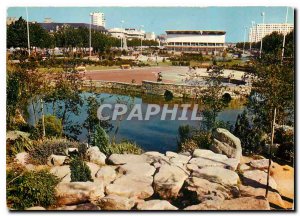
left=83, top=80, right=251, bottom=99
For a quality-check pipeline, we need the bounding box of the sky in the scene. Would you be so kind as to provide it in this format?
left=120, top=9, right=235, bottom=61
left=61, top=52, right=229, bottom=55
left=7, top=7, right=294, bottom=42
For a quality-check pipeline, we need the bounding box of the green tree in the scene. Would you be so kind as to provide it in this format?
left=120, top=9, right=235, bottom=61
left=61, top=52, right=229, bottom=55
left=70, top=157, right=93, bottom=182
left=92, top=125, right=110, bottom=154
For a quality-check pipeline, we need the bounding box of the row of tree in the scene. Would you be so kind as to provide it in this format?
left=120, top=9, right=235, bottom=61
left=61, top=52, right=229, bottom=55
left=7, top=17, right=158, bottom=52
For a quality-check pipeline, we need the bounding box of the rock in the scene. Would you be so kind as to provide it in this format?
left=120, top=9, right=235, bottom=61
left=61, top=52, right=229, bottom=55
left=192, top=167, right=239, bottom=186
left=184, top=177, right=231, bottom=202
left=169, top=154, right=191, bottom=164
left=7, top=130, right=30, bottom=141
left=86, top=146, right=106, bottom=165
left=108, top=154, right=152, bottom=165
left=242, top=170, right=277, bottom=190
left=250, top=159, right=272, bottom=170
left=106, top=174, right=153, bottom=199
left=184, top=197, right=270, bottom=210
left=47, top=154, right=67, bottom=166
left=25, top=206, right=46, bottom=210
left=55, top=181, right=105, bottom=205
left=239, top=163, right=251, bottom=171
left=64, top=147, right=78, bottom=156
left=49, top=165, right=71, bottom=182
left=95, top=166, right=117, bottom=185
left=192, top=149, right=228, bottom=160
left=118, top=163, right=156, bottom=176
left=210, top=128, right=242, bottom=161
left=166, top=151, right=178, bottom=158
left=239, top=185, right=286, bottom=209
left=136, top=200, right=178, bottom=210
left=55, top=203, right=100, bottom=210
left=188, top=156, right=239, bottom=171
left=153, top=164, right=188, bottom=199
left=86, top=162, right=101, bottom=179
left=96, top=194, right=135, bottom=210
left=143, top=151, right=165, bottom=158
left=14, top=152, right=29, bottom=166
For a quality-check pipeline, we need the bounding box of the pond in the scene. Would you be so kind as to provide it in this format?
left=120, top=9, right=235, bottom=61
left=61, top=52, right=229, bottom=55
left=28, top=90, right=245, bottom=153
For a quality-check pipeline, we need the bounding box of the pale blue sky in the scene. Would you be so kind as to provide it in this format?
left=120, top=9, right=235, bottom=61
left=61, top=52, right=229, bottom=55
left=7, top=7, right=294, bottom=42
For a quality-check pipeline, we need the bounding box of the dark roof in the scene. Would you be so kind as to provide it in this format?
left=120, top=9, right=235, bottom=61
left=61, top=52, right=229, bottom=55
left=166, top=30, right=226, bottom=35
left=38, top=22, right=107, bottom=32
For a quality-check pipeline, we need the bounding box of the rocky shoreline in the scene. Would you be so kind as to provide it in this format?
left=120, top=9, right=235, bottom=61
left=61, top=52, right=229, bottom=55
left=13, top=128, right=291, bottom=211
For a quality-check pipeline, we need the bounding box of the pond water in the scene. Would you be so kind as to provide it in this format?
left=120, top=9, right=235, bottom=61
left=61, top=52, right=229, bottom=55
left=28, top=91, right=245, bottom=153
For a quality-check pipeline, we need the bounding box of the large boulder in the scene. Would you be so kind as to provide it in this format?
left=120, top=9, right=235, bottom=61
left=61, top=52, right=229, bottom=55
left=192, top=167, right=239, bottom=186
left=118, top=163, right=156, bottom=176
left=250, top=159, right=272, bottom=170
left=184, top=177, right=232, bottom=202
left=242, top=170, right=277, bottom=190
left=96, top=194, right=135, bottom=210
left=136, top=200, right=178, bottom=210
left=55, top=181, right=105, bottom=205
left=55, top=203, right=100, bottom=210
left=14, top=152, right=29, bottom=166
left=238, top=185, right=286, bottom=209
left=49, top=165, right=71, bottom=182
left=192, top=149, right=228, bottom=160
left=25, top=206, right=46, bottom=210
left=85, top=162, right=101, bottom=179
left=184, top=197, right=270, bottom=210
left=95, top=166, right=117, bottom=185
left=153, top=164, right=188, bottom=199
left=108, top=154, right=152, bottom=165
left=47, top=154, right=67, bottom=166
left=86, top=146, right=106, bottom=165
left=105, top=174, right=153, bottom=200
left=210, top=128, right=242, bottom=161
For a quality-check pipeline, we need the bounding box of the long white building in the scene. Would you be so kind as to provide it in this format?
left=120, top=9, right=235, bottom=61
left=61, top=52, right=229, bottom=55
left=108, top=28, right=145, bottom=40
left=90, top=12, right=105, bottom=27
left=249, top=23, right=294, bottom=43
left=165, top=30, right=226, bottom=53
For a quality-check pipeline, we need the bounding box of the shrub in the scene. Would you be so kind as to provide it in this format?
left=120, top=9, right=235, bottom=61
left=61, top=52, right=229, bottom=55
left=78, top=143, right=88, bottom=159
left=179, top=139, right=198, bottom=153
left=108, top=141, right=143, bottom=155
left=6, top=135, right=34, bottom=157
left=70, top=157, right=93, bottom=182
left=29, top=138, right=79, bottom=165
left=7, top=166, right=59, bottom=210
left=37, top=115, right=63, bottom=138
left=92, top=125, right=110, bottom=154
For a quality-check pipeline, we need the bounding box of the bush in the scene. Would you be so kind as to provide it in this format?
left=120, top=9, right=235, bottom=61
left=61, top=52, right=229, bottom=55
left=7, top=166, right=59, bottom=210
left=92, top=125, right=110, bottom=154
left=107, top=141, right=144, bottom=155
left=29, top=138, right=79, bottom=165
left=179, top=139, right=198, bottom=153
left=70, top=157, right=93, bottom=182
left=37, top=115, right=63, bottom=138
left=6, top=135, right=34, bottom=157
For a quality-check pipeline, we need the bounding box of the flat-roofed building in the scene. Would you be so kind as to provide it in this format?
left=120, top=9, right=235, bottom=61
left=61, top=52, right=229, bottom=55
left=165, top=30, right=226, bottom=54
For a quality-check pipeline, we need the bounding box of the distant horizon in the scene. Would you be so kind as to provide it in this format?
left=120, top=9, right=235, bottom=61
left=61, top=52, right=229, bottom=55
left=7, top=7, right=294, bottom=42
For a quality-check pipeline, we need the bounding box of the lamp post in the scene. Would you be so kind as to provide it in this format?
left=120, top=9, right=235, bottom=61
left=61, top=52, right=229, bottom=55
left=140, top=25, right=144, bottom=55
left=281, top=7, right=289, bottom=63
left=121, top=20, right=124, bottom=50
left=259, top=12, right=265, bottom=58
left=89, top=13, right=92, bottom=58
left=250, top=21, right=255, bottom=51
left=243, top=27, right=247, bottom=54
left=25, top=7, right=30, bottom=56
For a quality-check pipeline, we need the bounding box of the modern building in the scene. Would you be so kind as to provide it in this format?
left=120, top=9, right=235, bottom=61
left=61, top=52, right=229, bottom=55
left=249, top=23, right=294, bottom=43
left=39, top=22, right=107, bottom=33
left=165, top=30, right=226, bottom=53
left=145, top=32, right=156, bottom=40
left=90, top=12, right=105, bottom=27
left=108, top=28, right=145, bottom=40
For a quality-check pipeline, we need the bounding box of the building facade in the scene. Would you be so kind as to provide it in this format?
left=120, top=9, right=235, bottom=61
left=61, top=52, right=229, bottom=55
left=90, top=12, right=105, bottom=27
left=165, top=30, right=226, bottom=53
left=145, top=32, right=156, bottom=40
left=249, top=23, right=294, bottom=43
left=108, top=28, right=145, bottom=40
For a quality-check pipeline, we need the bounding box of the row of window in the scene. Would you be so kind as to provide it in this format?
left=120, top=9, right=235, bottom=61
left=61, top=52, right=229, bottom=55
left=167, top=42, right=224, bottom=46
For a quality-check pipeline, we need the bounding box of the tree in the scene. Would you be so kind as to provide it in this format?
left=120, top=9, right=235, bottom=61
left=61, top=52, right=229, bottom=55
left=92, top=125, right=110, bottom=154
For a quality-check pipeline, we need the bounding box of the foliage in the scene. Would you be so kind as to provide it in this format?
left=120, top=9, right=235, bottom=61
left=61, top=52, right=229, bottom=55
left=7, top=166, right=59, bottom=210
left=37, top=115, right=63, bottom=138
left=70, top=157, right=93, bottom=182
left=29, top=138, right=79, bottom=164
left=274, top=128, right=294, bottom=162
left=91, top=125, right=110, bottom=154
left=107, top=141, right=144, bottom=155
left=179, top=139, right=198, bottom=153
left=6, top=135, right=34, bottom=157
left=78, top=143, right=88, bottom=159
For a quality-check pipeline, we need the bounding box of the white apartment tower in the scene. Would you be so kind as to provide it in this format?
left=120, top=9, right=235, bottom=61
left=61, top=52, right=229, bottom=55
left=90, top=12, right=105, bottom=27
left=249, top=23, right=294, bottom=43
